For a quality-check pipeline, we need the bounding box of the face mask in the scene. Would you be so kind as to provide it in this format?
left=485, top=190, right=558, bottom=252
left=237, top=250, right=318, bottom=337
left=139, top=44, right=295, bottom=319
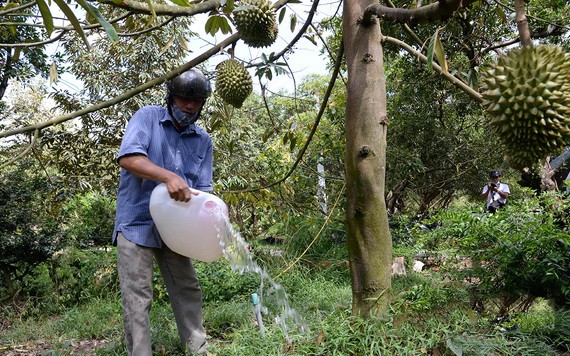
left=170, top=102, right=199, bottom=126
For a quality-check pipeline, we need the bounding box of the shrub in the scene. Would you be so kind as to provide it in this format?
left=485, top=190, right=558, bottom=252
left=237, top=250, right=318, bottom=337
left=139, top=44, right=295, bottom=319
left=0, top=163, right=65, bottom=300
left=417, top=194, right=570, bottom=313
left=50, top=246, right=119, bottom=306
left=195, top=259, right=260, bottom=303
left=62, top=191, right=116, bottom=247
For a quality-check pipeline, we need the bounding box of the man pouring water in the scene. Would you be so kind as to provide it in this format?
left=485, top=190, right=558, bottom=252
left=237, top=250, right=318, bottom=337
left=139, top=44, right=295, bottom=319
left=112, top=68, right=213, bottom=355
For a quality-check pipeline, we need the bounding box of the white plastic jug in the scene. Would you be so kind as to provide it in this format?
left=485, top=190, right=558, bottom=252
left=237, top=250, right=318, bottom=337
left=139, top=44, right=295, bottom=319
left=149, top=183, right=228, bottom=262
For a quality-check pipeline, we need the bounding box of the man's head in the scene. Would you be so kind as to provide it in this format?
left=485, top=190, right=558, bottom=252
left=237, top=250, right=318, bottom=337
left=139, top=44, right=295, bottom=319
left=166, top=68, right=212, bottom=126
left=490, top=170, right=501, bottom=181
left=167, top=68, right=212, bottom=100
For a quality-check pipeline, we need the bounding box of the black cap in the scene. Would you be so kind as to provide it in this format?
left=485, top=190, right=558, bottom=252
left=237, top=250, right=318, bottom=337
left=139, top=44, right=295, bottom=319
left=490, top=170, right=501, bottom=178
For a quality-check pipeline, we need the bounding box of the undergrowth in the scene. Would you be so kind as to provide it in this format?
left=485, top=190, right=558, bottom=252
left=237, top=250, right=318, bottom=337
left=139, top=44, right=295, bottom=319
left=1, top=196, right=569, bottom=355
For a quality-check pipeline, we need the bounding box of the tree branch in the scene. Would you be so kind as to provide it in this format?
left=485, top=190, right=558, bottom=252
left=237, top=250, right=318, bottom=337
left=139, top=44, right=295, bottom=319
left=0, top=32, right=240, bottom=139
left=0, top=31, right=66, bottom=48
left=117, top=16, right=176, bottom=37
left=480, top=24, right=568, bottom=57
left=0, top=0, right=36, bottom=16
left=0, top=129, right=40, bottom=170
left=514, top=0, right=532, bottom=47
left=99, top=0, right=221, bottom=16
left=362, top=0, right=479, bottom=26
left=252, top=0, right=320, bottom=66
left=382, top=35, right=482, bottom=102
left=101, top=0, right=291, bottom=17
left=0, top=12, right=132, bottom=48
left=385, top=0, right=423, bottom=46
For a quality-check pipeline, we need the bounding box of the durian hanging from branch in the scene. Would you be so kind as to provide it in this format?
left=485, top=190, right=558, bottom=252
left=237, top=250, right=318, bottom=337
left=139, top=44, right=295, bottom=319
left=479, top=0, right=570, bottom=170
left=215, top=58, right=253, bottom=108
left=233, top=0, right=278, bottom=48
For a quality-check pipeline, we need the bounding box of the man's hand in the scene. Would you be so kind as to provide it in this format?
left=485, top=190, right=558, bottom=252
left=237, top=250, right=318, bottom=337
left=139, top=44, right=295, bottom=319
left=165, top=175, right=199, bottom=202
left=118, top=155, right=198, bottom=202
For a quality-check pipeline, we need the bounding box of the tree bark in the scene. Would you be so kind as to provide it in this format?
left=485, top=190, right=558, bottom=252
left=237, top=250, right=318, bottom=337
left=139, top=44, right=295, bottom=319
left=0, top=48, right=12, bottom=100
left=343, top=0, right=392, bottom=316
left=515, top=0, right=532, bottom=48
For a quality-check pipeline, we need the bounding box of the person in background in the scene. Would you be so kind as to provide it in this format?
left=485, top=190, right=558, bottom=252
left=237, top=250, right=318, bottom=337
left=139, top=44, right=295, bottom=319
left=481, top=170, right=510, bottom=213
left=112, top=68, right=213, bottom=355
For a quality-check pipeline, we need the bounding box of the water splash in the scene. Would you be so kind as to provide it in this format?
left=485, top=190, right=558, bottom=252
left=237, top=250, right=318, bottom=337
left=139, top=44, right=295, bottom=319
left=213, top=211, right=309, bottom=341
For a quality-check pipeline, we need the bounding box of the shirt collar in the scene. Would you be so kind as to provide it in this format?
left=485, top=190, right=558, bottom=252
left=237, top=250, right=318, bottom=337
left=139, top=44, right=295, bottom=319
left=159, top=110, right=199, bottom=135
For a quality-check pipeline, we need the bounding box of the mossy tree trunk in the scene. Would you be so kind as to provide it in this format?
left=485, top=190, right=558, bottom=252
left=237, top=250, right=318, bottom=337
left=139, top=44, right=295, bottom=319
left=343, top=0, right=392, bottom=316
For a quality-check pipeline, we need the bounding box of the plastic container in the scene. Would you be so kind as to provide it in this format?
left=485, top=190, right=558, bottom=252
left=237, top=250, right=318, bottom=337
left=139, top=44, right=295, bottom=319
left=149, top=183, right=228, bottom=262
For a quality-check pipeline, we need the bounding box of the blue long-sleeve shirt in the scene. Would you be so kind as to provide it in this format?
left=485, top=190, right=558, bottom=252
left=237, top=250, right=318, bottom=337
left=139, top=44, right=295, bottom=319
left=113, top=106, right=213, bottom=248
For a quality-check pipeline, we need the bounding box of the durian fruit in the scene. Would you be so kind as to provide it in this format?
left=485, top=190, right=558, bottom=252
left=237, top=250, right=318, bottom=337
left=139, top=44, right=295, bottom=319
left=215, top=59, right=253, bottom=108
left=233, top=0, right=278, bottom=48
left=480, top=45, right=570, bottom=169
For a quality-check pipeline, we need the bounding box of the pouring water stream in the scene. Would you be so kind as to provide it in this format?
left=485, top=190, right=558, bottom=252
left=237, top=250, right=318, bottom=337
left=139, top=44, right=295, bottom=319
left=213, top=210, right=309, bottom=341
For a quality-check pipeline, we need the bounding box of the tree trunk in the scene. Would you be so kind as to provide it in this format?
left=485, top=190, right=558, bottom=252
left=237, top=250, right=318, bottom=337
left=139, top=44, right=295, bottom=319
left=343, top=0, right=392, bottom=316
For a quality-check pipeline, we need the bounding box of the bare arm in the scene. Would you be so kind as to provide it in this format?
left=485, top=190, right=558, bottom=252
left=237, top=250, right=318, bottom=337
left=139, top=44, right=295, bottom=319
left=118, top=154, right=198, bottom=202
left=481, top=185, right=490, bottom=200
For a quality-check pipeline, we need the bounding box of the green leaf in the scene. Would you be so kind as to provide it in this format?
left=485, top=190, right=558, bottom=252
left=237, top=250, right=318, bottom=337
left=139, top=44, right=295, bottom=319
left=218, top=16, right=232, bottom=34
left=35, top=0, right=54, bottom=36
left=1, top=2, right=20, bottom=9
left=303, top=34, right=317, bottom=46
left=205, top=16, right=231, bottom=36
left=76, top=0, right=119, bottom=42
left=289, top=135, right=296, bottom=151
left=178, top=35, right=192, bottom=52
left=146, top=0, right=157, bottom=20
left=205, top=16, right=218, bottom=35
left=160, top=36, right=175, bottom=55
left=52, top=0, right=90, bottom=48
left=290, top=14, right=297, bottom=32
left=433, top=32, right=448, bottom=73
left=278, top=8, right=286, bottom=24
left=495, top=6, right=507, bottom=23
left=426, top=31, right=437, bottom=73
left=222, top=0, right=235, bottom=14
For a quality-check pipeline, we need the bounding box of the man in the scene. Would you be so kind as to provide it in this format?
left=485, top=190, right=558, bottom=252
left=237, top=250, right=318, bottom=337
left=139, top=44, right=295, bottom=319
left=481, top=170, right=510, bottom=213
left=113, top=68, right=213, bottom=355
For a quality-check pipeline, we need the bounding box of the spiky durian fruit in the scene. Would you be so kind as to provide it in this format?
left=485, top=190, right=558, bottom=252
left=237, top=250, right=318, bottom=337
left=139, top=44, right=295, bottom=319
left=233, top=0, right=278, bottom=48
left=480, top=45, right=570, bottom=169
left=215, top=59, right=253, bottom=108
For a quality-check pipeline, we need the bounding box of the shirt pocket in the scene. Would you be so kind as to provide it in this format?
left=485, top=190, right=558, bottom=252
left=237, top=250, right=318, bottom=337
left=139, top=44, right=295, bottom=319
left=185, top=152, right=205, bottom=181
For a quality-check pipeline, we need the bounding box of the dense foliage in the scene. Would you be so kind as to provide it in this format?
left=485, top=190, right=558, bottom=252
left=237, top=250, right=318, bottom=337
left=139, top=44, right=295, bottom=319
left=414, top=191, right=570, bottom=312
left=0, top=161, right=64, bottom=300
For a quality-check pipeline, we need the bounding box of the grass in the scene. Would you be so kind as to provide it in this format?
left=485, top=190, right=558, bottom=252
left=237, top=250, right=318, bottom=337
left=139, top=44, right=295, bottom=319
left=1, top=244, right=568, bottom=355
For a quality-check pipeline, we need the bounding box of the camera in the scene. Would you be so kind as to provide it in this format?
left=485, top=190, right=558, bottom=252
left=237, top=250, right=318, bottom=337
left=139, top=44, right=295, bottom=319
left=490, top=182, right=500, bottom=188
